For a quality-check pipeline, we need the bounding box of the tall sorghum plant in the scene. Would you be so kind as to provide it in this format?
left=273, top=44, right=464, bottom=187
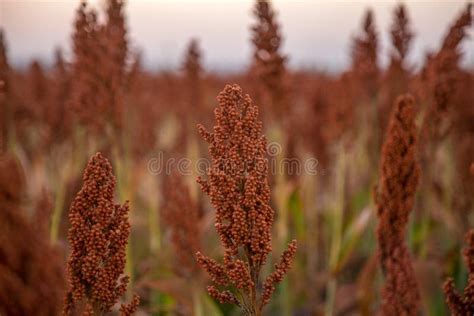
left=195, top=84, right=297, bottom=315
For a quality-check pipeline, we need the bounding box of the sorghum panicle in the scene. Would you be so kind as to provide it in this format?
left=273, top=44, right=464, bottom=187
left=0, top=154, right=65, bottom=315
left=421, top=4, right=472, bottom=140
left=444, top=229, right=474, bottom=315
left=196, top=84, right=297, bottom=314
left=376, top=94, right=420, bottom=315
left=69, top=1, right=102, bottom=131
left=162, top=172, right=202, bottom=277
left=390, top=4, right=413, bottom=65
left=63, top=152, right=139, bottom=315
left=378, top=4, right=414, bottom=140
left=351, top=9, right=379, bottom=99
left=0, top=30, right=9, bottom=152
left=251, top=0, right=288, bottom=120
left=102, top=0, right=128, bottom=131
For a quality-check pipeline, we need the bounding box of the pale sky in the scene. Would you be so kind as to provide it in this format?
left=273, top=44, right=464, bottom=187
left=0, top=0, right=472, bottom=72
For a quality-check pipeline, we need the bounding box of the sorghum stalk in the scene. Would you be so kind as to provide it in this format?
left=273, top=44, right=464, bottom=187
left=325, top=143, right=347, bottom=316
left=49, top=161, right=73, bottom=243
left=195, top=84, right=297, bottom=315
left=112, top=145, right=135, bottom=298
left=148, top=180, right=160, bottom=252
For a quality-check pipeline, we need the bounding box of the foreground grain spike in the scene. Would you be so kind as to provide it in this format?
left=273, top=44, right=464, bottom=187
left=444, top=229, right=474, bottom=315
left=63, top=152, right=139, bottom=315
left=375, top=94, right=420, bottom=315
left=195, top=84, right=297, bottom=315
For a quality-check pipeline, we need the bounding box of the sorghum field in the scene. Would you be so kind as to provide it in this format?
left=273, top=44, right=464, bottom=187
left=0, top=1, right=473, bottom=315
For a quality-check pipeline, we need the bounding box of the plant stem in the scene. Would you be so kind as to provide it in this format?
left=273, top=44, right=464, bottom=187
left=148, top=190, right=160, bottom=252
left=192, top=284, right=203, bottom=316
left=325, top=144, right=346, bottom=316
left=113, top=145, right=134, bottom=298
left=50, top=174, right=66, bottom=243
left=325, top=278, right=338, bottom=316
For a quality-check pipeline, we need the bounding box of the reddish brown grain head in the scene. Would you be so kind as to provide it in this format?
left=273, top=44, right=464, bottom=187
left=197, top=84, right=272, bottom=264
left=196, top=84, right=296, bottom=312
left=0, top=30, right=9, bottom=152
left=104, top=0, right=128, bottom=80
left=174, top=38, right=204, bottom=152
left=63, top=152, right=138, bottom=315
left=440, top=3, right=472, bottom=54
left=0, top=154, right=65, bottom=316
left=378, top=4, right=414, bottom=143
left=0, top=29, right=9, bottom=94
left=162, top=172, right=202, bottom=277
left=182, top=38, right=203, bottom=115
left=70, top=0, right=128, bottom=135
left=44, top=47, right=73, bottom=145
left=390, top=4, right=413, bottom=65
left=376, top=94, right=420, bottom=316
left=421, top=3, right=472, bottom=139
left=183, top=39, right=202, bottom=87
left=69, top=1, right=103, bottom=131
left=261, top=239, right=297, bottom=307
left=351, top=9, right=379, bottom=99
left=103, top=0, right=128, bottom=130
left=444, top=229, right=474, bottom=315
left=251, top=0, right=287, bottom=120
